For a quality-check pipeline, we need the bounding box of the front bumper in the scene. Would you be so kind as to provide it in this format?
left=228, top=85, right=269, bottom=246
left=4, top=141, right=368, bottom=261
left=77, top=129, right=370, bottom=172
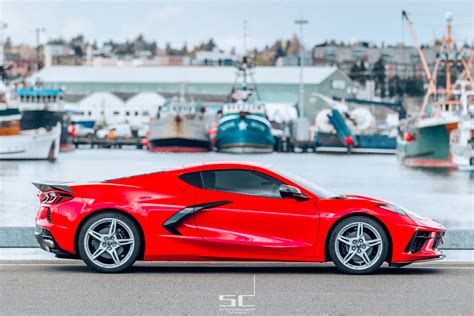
left=35, top=226, right=77, bottom=259
left=391, top=218, right=446, bottom=264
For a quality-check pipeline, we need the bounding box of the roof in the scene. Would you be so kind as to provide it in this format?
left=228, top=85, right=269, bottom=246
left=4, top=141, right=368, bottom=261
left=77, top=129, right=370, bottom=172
left=183, top=161, right=271, bottom=171
left=78, top=91, right=124, bottom=107
left=29, top=65, right=340, bottom=85
left=16, top=88, right=62, bottom=97
left=125, top=92, right=166, bottom=107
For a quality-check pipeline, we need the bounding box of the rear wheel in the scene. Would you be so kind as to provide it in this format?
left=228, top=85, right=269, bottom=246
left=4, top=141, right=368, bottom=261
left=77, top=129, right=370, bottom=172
left=78, top=212, right=141, bottom=273
left=329, top=216, right=388, bottom=274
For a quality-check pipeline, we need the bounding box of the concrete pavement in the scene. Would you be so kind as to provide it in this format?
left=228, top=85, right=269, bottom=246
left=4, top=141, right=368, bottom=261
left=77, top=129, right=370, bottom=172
left=1, top=261, right=473, bottom=315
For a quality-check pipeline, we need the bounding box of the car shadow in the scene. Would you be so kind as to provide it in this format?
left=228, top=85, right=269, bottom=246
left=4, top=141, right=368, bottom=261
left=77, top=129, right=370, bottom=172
left=49, top=262, right=444, bottom=275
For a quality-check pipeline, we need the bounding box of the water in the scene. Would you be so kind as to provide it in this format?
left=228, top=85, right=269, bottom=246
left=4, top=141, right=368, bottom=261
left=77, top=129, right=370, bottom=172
left=0, top=149, right=472, bottom=228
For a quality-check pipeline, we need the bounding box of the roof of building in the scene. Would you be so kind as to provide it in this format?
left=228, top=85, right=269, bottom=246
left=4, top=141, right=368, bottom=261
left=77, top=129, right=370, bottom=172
left=29, top=65, right=340, bottom=85
left=125, top=92, right=166, bottom=107
left=78, top=91, right=124, bottom=107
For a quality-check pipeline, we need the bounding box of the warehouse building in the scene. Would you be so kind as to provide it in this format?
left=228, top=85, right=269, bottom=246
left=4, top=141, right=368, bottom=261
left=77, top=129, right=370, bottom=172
left=29, top=65, right=353, bottom=119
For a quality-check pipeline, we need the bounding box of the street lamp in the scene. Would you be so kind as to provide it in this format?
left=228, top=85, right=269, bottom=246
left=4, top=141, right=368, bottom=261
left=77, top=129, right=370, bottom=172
left=294, top=18, right=308, bottom=118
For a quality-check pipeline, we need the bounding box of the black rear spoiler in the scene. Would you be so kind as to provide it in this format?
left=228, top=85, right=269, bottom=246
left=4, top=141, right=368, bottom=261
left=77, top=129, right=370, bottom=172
left=32, top=182, right=74, bottom=193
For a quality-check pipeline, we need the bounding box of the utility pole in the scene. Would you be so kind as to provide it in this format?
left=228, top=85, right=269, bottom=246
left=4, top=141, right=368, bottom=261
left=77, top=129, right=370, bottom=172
left=0, top=22, right=7, bottom=81
left=294, top=18, right=308, bottom=118
left=35, top=27, right=46, bottom=69
left=243, top=19, right=248, bottom=56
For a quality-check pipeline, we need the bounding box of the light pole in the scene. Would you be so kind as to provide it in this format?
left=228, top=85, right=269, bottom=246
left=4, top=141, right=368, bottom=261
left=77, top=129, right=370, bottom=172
left=294, top=18, right=308, bottom=118
left=0, top=22, right=7, bottom=67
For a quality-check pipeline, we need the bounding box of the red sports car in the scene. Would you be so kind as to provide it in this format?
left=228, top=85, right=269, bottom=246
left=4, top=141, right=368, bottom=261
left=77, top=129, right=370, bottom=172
left=34, top=162, right=445, bottom=274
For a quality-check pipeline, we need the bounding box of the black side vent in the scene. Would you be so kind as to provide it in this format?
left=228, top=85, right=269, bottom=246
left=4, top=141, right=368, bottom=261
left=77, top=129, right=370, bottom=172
left=405, top=231, right=431, bottom=253
left=46, top=208, right=52, bottom=224
left=432, top=232, right=444, bottom=250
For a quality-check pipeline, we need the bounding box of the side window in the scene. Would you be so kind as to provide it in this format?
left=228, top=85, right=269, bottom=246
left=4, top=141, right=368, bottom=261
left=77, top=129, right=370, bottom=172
left=179, top=172, right=203, bottom=188
left=201, top=170, right=282, bottom=198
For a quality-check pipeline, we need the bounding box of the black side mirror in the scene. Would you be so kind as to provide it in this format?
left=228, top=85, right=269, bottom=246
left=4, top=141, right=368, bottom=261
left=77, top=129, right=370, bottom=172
left=279, top=184, right=309, bottom=201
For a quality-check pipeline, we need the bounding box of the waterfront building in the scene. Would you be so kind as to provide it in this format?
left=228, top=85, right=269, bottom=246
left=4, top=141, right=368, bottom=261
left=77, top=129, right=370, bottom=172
left=29, top=65, right=353, bottom=119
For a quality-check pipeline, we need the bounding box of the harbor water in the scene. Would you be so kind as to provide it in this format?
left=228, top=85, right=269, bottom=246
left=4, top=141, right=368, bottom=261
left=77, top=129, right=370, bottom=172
left=0, top=149, right=472, bottom=228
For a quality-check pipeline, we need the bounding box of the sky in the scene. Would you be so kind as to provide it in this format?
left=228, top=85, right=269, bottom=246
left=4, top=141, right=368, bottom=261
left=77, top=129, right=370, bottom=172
left=1, top=0, right=473, bottom=53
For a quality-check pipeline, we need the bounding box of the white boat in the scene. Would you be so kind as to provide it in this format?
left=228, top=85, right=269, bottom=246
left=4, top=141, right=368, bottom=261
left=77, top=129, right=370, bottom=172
left=450, top=83, right=474, bottom=170
left=0, top=84, right=61, bottom=160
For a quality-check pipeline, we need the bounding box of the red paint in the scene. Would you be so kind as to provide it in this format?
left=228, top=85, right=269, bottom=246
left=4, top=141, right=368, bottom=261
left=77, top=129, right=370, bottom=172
left=344, top=136, right=354, bottom=145
left=148, top=146, right=209, bottom=153
left=404, top=158, right=457, bottom=169
left=404, top=132, right=415, bottom=142
left=35, top=161, right=445, bottom=264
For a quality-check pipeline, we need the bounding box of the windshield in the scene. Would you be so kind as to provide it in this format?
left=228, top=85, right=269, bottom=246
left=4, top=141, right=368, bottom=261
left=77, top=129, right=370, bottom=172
left=270, top=167, right=337, bottom=199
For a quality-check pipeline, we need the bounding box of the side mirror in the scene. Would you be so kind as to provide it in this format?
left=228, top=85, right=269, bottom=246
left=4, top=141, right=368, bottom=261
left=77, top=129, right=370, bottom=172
left=279, top=184, right=309, bottom=201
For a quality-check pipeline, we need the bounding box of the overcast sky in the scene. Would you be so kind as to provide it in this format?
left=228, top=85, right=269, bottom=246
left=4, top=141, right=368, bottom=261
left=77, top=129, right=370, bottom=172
left=1, top=0, right=473, bottom=52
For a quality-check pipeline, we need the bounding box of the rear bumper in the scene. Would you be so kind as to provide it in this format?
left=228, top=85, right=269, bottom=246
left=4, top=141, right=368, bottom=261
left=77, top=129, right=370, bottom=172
left=35, top=226, right=77, bottom=259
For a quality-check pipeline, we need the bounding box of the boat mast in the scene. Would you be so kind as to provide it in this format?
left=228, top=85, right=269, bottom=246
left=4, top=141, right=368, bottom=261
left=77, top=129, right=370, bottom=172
left=445, top=12, right=453, bottom=98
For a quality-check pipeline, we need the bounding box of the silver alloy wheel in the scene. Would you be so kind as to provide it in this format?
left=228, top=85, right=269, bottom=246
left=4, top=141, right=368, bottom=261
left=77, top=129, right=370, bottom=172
left=84, top=218, right=135, bottom=269
left=335, top=222, right=383, bottom=271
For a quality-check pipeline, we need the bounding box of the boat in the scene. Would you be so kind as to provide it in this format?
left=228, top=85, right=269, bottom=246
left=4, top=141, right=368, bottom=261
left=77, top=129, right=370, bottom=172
left=147, top=97, right=212, bottom=152
left=450, top=82, right=474, bottom=170
left=397, top=11, right=472, bottom=168
left=215, top=57, right=275, bottom=153
left=313, top=93, right=404, bottom=154
left=11, top=84, right=74, bottom=152
left=0, top=83, right=61, bottom=160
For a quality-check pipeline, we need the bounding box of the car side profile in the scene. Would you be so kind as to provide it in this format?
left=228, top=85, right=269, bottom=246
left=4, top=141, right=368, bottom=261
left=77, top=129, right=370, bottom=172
left=34, top=162, right=445, bottom=274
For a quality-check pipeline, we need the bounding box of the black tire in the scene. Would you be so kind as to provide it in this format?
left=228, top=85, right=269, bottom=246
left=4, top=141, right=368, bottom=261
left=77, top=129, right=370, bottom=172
left=328, top=216, right=389, bottom=274
left=78, top=212, right=141, bottom=273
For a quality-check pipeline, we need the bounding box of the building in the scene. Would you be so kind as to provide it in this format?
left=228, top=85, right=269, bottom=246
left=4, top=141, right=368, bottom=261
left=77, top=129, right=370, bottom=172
left=29, top=65, right=353, bottom=119
left=72, top=91, right=166, bottom=126
left=312, top=42, right=439, bottom=79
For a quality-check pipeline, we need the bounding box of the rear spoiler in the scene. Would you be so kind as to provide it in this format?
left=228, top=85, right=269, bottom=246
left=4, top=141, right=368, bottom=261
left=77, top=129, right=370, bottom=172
left=32, top=182, right=74, bottom=194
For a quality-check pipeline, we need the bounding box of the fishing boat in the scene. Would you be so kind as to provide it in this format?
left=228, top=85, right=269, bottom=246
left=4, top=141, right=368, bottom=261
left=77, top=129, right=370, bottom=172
left=313, top=93, right=404, bottom=154
left=12, top=84, right=74, bottom=152
left=0, top=83, right=61, bottom=160
left=397, top=11, right=472, bottom=168
left=215, top=57, right=274, bottom=153
left=147, top=96, right=212, bottom=152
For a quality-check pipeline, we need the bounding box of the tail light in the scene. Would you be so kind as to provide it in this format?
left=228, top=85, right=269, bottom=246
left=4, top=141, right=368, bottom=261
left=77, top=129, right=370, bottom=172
left=38, top=191, right=74, bottom=205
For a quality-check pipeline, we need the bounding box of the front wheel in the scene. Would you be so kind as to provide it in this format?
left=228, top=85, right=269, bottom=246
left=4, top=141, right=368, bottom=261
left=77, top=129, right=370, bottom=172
left=329, top=216, right=389, bottom=274
left=78, top=212, right=141, bottom=273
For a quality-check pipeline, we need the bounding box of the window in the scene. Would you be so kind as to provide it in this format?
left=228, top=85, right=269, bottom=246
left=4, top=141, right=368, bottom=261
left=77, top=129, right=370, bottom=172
left=113, top=111, right=120, bottom=116
left=179, top=172, right=203, bottom=188
left=201, top=169, right=282, bottom=198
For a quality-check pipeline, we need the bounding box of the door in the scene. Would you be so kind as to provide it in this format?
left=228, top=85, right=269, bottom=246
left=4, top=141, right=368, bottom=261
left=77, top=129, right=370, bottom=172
left=193, top=169, right=319, bottom=257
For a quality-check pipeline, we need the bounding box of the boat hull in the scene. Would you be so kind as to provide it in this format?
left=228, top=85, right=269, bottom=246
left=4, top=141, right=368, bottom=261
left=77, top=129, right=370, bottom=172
left=215, top=114, right=274, bottom=154
left=397, top=122, right=458, bottom=168
left=148, top=114, right=211, bottom=153
left=0, top=124, right=61, bottom=160
left=315, top=132, right=396, bottom=150
left=20, top=110, right=73, bottom=152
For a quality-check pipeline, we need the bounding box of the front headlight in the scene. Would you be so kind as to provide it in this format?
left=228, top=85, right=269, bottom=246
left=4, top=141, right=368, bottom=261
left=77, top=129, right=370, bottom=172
left=378, top=204, right=426, bottom=219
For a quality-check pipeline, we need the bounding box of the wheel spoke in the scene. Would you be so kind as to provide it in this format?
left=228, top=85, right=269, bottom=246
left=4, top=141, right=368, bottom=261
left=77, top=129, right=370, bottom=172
left=343, top=251, right=356, bottom=264
left=108, top=219, right=117, bottom=236
left=366, top=238, right=382, bottom=248
left=88, top=230, right=104, bottom=241
left=91, top=246, right=106, bottom=260
left=116, top=238, right=133, bottom=246
left=359, top=251, right=372, bottom=266
left=109, top=248, right=121, bottom=264
left=337, top=235, right=352, bottom=246
left=356, top=223, right=364, bottom=239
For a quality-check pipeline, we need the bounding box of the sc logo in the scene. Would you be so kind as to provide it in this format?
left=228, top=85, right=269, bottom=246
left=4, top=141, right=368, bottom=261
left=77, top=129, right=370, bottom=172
left=218, top=275, right=256, bottom=308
